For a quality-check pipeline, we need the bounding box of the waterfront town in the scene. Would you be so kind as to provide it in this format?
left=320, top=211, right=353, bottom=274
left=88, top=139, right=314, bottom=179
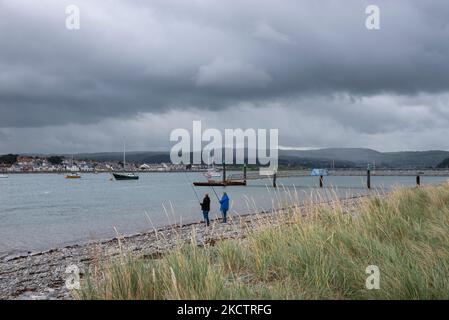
left=0, top=155, right=201, bottom=173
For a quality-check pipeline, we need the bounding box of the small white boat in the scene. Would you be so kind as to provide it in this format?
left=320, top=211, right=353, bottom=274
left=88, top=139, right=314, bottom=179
left=0, top=174, right=8, bottom=178
left=65, top=172, right=81, bottom=179
left=65, top=155, right=81, bottom=179
left=203, top=155, right=221, bottom=181
left=204, top=168, right=221, bottom=180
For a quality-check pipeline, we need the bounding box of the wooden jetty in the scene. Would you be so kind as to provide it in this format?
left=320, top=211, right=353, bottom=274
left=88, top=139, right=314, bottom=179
left=193, top=166, right=449, bottom=189
left=226, top=168, right=449, bottom=189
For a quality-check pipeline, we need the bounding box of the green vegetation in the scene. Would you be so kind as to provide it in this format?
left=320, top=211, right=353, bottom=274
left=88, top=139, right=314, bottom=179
left=78, top=184, right=449, bottom=300
left=437, top=158, right=449, bottom=169
left=47, top=156, right=65, bottom=165
left=0, top=154, right=18, bottom=165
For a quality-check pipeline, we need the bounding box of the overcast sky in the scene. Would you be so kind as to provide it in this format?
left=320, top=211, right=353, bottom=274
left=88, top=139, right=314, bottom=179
left=1, top=0, right=449, bottom=153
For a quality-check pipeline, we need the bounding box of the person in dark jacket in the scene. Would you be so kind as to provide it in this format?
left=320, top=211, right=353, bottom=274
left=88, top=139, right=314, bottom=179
left=219, top=192, right=229, bottom=223
left=200, top=194, right=211, bottom=226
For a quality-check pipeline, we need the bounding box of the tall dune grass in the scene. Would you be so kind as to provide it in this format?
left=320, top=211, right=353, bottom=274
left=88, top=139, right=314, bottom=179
left=77, top=183, right=449, bottom=299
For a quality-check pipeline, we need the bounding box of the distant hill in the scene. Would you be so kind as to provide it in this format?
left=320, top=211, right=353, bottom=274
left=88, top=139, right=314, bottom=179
left=21, top=148, right=449, bottom=169
left=73, top=151, right=171, bottom=164
left=381, top=151, right=449, bottom=168
left=279, top=156, right=356, bottom=169
left=437, top=158, right=449, bottom=169
left=280, top=148, right=382, bottom=163
left=280, top=148, right=449, bottom=168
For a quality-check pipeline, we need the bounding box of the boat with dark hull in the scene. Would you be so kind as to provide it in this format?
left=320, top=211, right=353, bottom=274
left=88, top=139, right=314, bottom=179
left=112, top=172, right=139, bottom=180
left=112, top=138, right=139, bottom=181
left=193, top=180, right=245, bottom=186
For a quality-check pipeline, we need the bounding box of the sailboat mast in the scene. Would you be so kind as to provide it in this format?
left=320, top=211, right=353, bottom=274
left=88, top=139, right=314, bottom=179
left=123, top=138, right=126, bottom=172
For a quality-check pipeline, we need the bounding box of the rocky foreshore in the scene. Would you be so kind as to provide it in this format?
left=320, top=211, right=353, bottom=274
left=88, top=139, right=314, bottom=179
left=0, top=196, right=366, bottom=300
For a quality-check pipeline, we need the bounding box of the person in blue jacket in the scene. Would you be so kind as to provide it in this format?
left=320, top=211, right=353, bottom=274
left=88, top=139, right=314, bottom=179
left=219, top=192, right=229, bottom=223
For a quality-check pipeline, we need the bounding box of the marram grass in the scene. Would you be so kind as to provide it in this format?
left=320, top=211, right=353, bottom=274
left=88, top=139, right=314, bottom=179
left=77, top=183, right=449, bottom=300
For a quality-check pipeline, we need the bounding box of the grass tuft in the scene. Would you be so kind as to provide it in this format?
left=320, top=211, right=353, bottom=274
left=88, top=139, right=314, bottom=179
left=77, top=183, right=449, bottom=300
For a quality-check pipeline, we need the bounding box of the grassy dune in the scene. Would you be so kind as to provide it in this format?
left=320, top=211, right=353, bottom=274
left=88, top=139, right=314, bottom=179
left=78, top=183, right=449, bottom=299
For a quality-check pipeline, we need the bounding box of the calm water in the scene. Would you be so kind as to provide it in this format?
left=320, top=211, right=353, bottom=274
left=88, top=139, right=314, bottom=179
left=0, top=172, right=447, bottom=256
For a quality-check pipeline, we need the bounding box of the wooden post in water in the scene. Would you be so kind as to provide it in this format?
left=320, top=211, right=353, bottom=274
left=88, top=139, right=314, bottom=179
left=222, top=162, right=226, bottom=183
left=243, top=164, right=247, bottom=184
left=319, top=175, right=323, bottom=188
left=416, top=175, right=421, bottom=186
left=273, top=172, right=277, bottom=188
left=367, top=169, right=371, bottom=189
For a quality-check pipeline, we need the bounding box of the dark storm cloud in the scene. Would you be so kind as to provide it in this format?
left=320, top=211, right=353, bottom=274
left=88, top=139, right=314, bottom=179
left=1, top=0, right=449, bottom=128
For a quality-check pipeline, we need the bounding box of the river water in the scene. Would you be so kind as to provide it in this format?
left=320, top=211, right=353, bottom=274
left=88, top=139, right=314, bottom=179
left=0, top=172, right=447, bottom=256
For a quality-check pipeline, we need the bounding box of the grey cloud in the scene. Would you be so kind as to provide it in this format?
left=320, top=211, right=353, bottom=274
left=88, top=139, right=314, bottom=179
left=3, top=95, right=449, bottom=154
left=252, top=21, right=294, bottom=45
left=0, top=0, right=449, bottom=153
left=1, top=0, right=449, bottom=128
left=195, top=58, right=272, bottom=89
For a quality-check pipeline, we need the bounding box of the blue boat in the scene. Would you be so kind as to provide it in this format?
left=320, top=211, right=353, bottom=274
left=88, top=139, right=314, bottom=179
left=311, top=168, right=328, bottom=176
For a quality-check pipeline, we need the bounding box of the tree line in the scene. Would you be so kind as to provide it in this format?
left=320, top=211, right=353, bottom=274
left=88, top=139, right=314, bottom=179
left=0, top=154, right=65, bottom=165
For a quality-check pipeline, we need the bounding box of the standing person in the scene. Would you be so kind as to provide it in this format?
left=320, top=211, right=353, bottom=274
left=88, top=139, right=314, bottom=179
left=200, top=193, right=211, bottom=226
left=219, top=192, right=229, bottom=223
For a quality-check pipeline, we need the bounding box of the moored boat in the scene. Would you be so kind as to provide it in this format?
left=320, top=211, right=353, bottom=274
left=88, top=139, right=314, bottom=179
left=193, top=180, right=246, bottom=186
left=204, top=167, right=221, bottom=180
left=203, top=156, right=221, bottom=181
left=112, top=172, right=139, bottom=180
left=113, top=138, right=139, bottom=181
left=65, top=155, right=81, bottom=179
left=65, top=172, right=81, bottom=179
